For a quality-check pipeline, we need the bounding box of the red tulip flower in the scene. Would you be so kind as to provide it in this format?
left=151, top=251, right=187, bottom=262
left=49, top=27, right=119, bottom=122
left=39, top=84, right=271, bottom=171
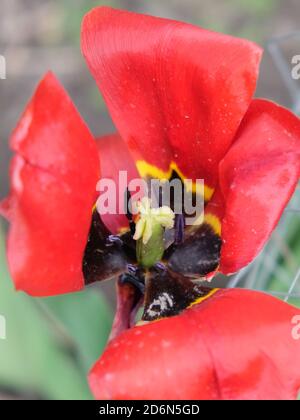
left=1, top=6, right=300, bottom=400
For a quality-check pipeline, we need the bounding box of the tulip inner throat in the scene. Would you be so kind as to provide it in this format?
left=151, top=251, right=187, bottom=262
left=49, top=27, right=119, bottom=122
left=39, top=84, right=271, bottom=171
left=82, top=208, right=221, bottom=329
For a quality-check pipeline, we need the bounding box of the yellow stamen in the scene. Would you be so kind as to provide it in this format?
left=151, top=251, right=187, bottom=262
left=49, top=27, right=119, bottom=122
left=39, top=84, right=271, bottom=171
left=133, top=197, right=175, bottom=245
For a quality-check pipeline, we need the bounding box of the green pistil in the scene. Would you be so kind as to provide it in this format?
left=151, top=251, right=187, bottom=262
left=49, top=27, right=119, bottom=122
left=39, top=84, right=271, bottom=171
left=133, top=197, right=175, bottom=269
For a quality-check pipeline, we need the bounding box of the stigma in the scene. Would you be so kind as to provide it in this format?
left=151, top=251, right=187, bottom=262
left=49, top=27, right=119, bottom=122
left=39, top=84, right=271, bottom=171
left=133, top=197, right=175, bottom=245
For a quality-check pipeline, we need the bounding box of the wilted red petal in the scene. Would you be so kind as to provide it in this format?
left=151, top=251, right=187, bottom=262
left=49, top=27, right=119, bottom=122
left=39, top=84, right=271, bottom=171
left=2, top=72, right=100, bottom=296
left=96, top=134, right=140, bottom=234
left=219, top=99, right=300, bottom=274
left=89, top=289, right=300, bottom=400
left=81, top=7, right=262, bottom=198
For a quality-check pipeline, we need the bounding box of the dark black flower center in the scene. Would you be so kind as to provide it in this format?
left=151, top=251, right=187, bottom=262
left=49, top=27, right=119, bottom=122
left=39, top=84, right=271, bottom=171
left=82, top=170, right=222, bottom=323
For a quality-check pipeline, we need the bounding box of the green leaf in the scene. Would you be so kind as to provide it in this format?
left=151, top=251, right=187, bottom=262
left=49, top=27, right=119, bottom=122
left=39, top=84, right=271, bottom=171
left=42, top=286, right=113, bottom=374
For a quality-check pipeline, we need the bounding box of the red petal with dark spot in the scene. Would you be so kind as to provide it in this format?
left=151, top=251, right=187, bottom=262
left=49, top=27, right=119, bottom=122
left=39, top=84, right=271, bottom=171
left=81, top=6, right=262, bottom=197
left=0, top=72, right=100, bottom=296
left=89, top=289, right=300, bottom=400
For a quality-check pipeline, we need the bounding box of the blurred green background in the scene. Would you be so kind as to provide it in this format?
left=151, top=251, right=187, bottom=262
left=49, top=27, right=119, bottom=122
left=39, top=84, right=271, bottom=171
left=0, top=0, right=300, bottom=399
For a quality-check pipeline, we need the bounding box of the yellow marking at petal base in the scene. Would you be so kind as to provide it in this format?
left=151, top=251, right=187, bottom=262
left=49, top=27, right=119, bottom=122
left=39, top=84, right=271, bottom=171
left=136, top=160, right=214, bottom=202
left=136, top=317, right=164, bottom=327
left=192, top=211, right=204, bottom=227
left=191, top=212, right=221, bottom=233
left=204, top=213, right=222, bottom=236
left=188, top=288, right=219, bottom=309
left=118, top=226, right=130, bottom=235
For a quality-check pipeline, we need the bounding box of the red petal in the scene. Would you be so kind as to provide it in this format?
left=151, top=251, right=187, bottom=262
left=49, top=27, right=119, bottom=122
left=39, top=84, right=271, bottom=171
left=89, top=289, right=300, bottom=400
left=96, top=134, right=140, bottom=234
left=3, top=72, right=100, bottom=296
left=81, top=7, right=262, bottom=197
left=204, top=186, right=225, bottom=235
left=219, top=99, right=300, bottom=274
